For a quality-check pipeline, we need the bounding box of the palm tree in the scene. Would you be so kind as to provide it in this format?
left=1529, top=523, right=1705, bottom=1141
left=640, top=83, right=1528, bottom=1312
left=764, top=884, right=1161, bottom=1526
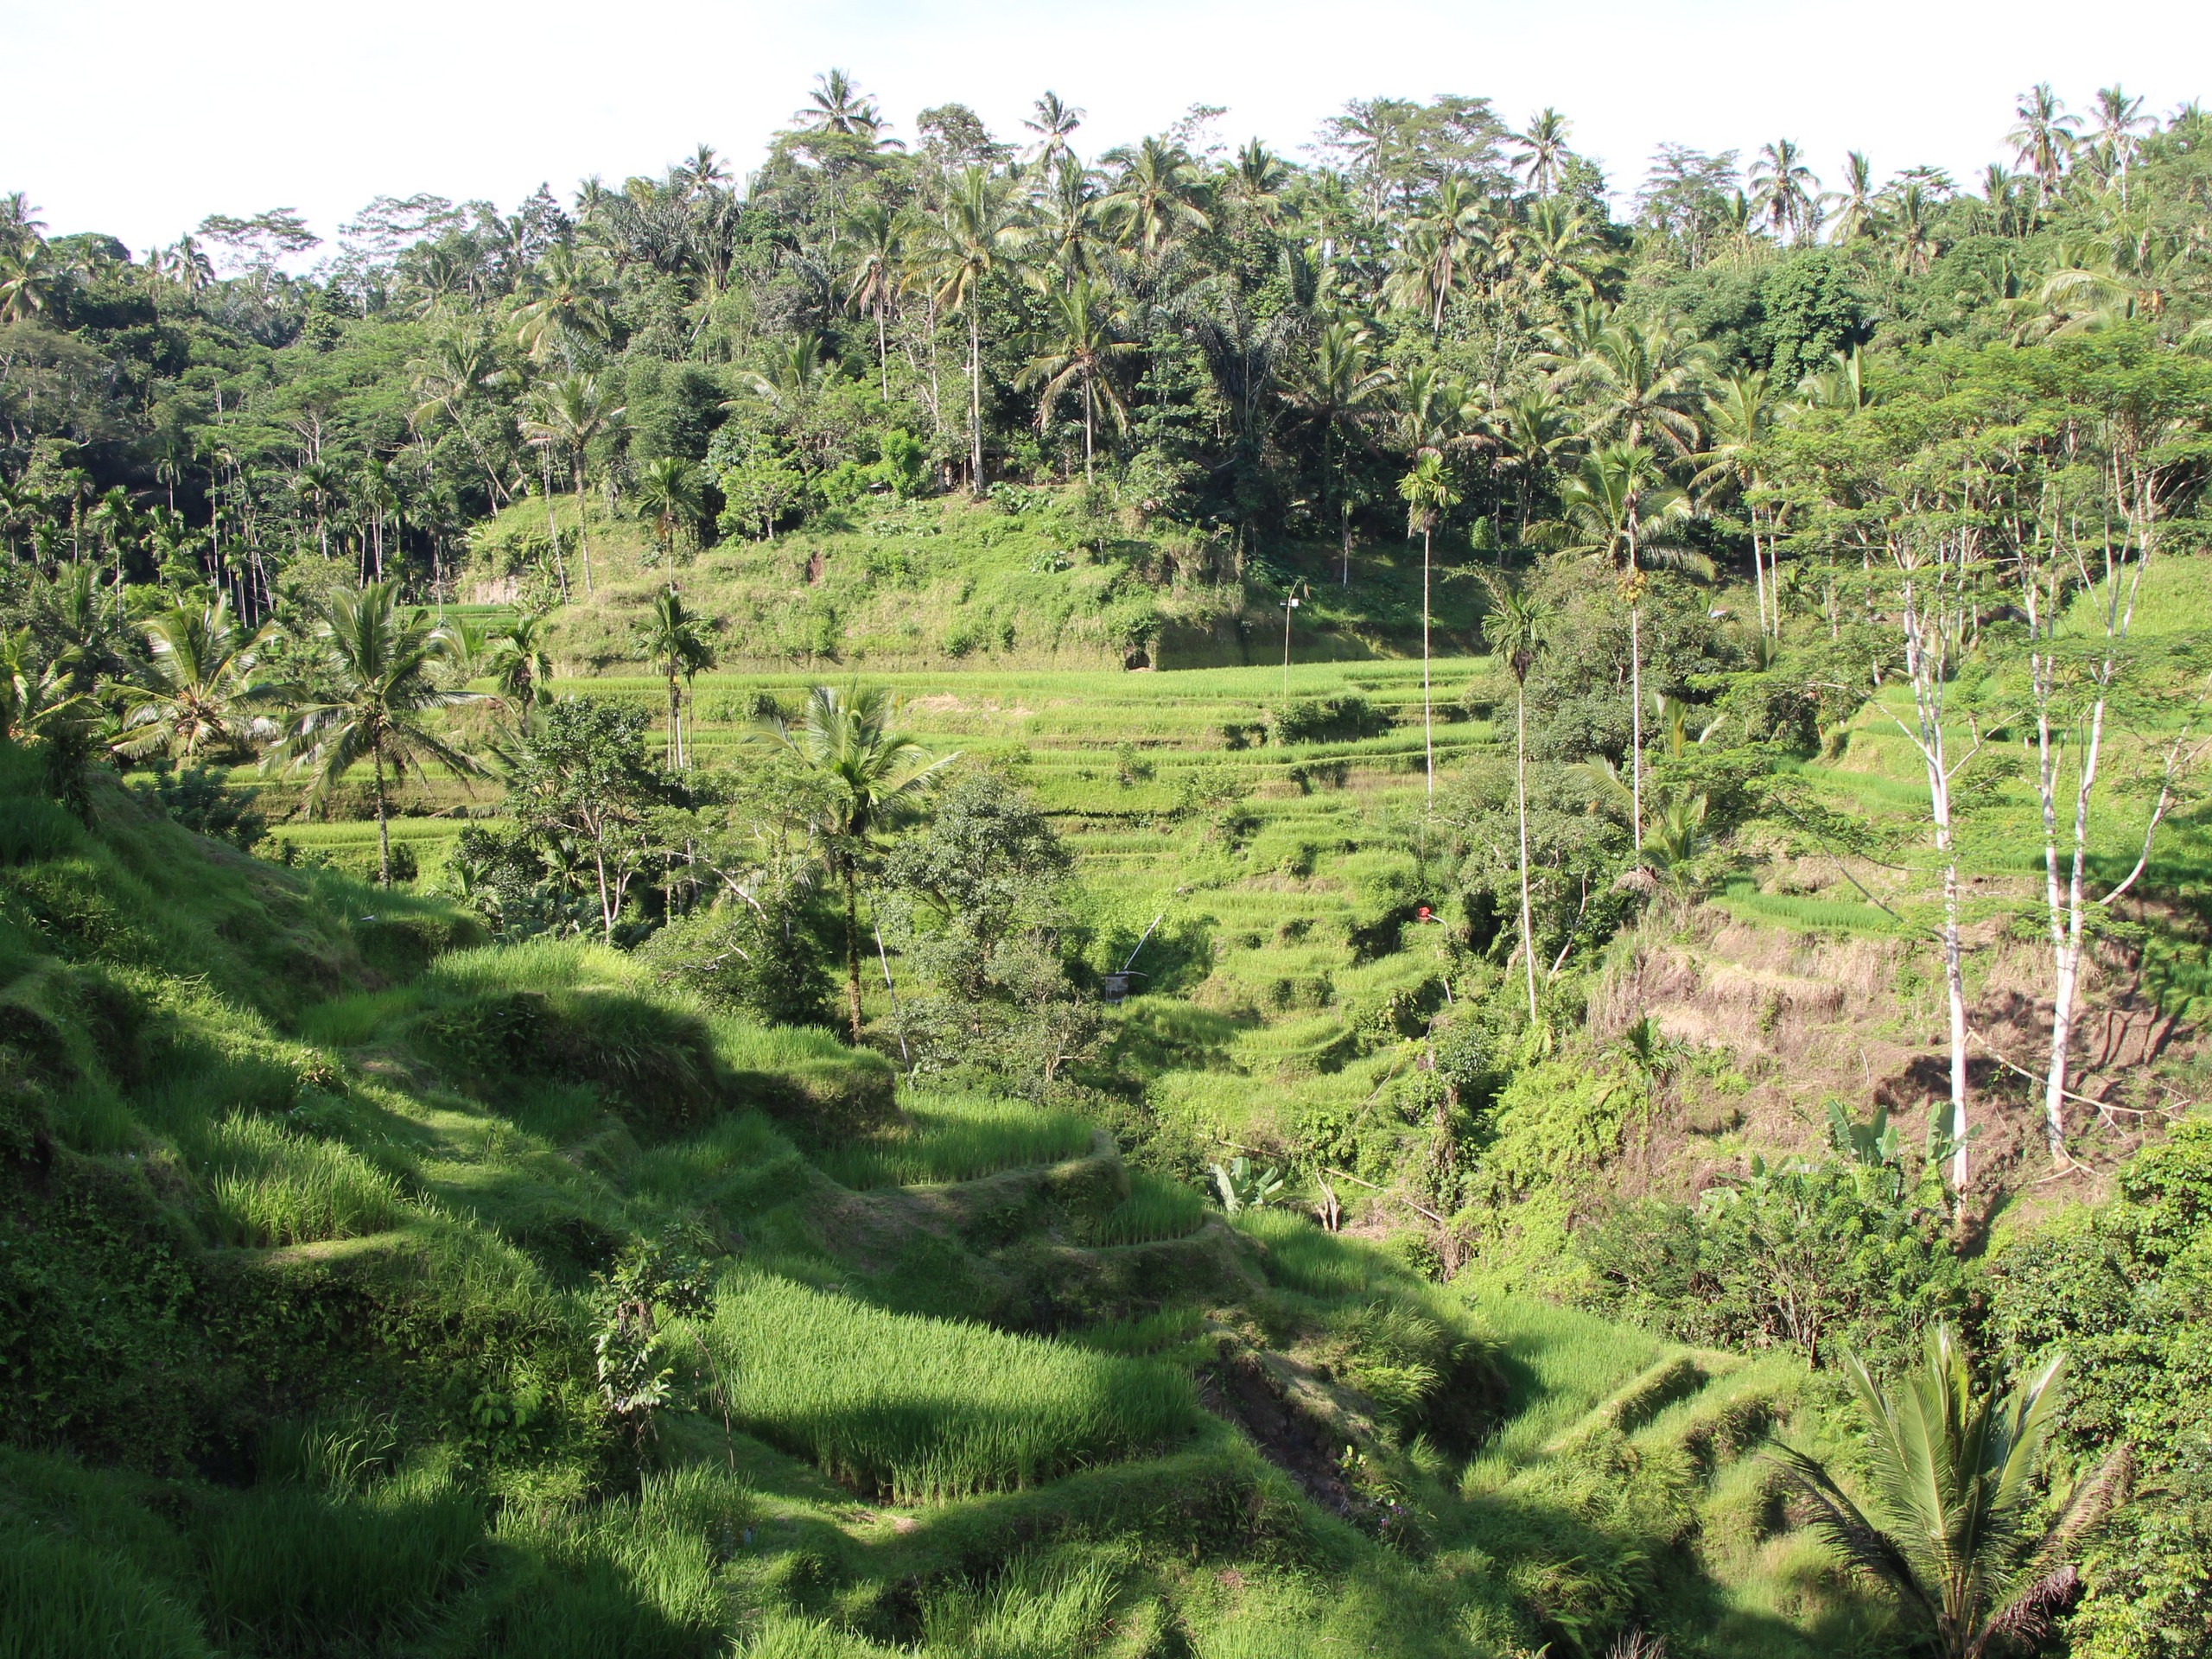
left=116, top=597, right=273, bottom=764
left=1398, top=453, right=1456, bottom=804
left=633, top=456, right=703, bottom=563
left=2008, top=84, right=2080, bottom=205
left=1510, top=109, right=1574, bottom=197
left=486, top=611, right=555, bottom=712
left=521, top=372, right=624, bottom=596
left=753, top=687, right=957, bottom=1042
left=410, top=327, right=510, bottom=505
left=1771, top=1326, right=2129, bottom=1659
left=839, top=203, right=903, bottom=396
left=1289, top=322, right=1393, bottom=584
left=1101, top=137, right=1211, bottom=265
left=1556, top=315, right=1709, bottom=458
left=269, top=582, right=484, bottom=886
left=294, top=462, right=342, bottom=563
left=1484, top=388, right=1579, bottom=543
left=794, top=68, right=877, bottom=136
left=2089, top=85, right=2152, bottom=205
left=1020, top=278, right=1136, bottom=481
left=1033, top=158, right=1106, bottom=284
left=908, top=166, right=1028, bottom=496
left=1749, top=139, right=1820, bottom=242
left=1542, top=445, right=1708, bottom=843
left=1021, top=92, right=1084, bottom=172
left=1692, top=370, right=1780, bottom=636
left=1822, top=152, right=1881, bottom=243
left=1383, top=178, right=1490, bottom=336
left=636, top=584, right=714, bottom=768
left=513, top=244, right=614, bottom=368
left=1482, top=576, right=1554, bottom=1022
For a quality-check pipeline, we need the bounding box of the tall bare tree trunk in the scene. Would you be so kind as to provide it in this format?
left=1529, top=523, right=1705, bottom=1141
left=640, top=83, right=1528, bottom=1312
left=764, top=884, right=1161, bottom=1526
left=842, top=867, right=865, bottom=1044
left=969, top=308, right=985, bottom=498
left=1630, top=603, right=1643, bottom=847
left=1517, top=685, right=1537, bottom=1021
left=1422, top=527, right=1434, bottom=801
left=373, top=744, right=391, bottom=888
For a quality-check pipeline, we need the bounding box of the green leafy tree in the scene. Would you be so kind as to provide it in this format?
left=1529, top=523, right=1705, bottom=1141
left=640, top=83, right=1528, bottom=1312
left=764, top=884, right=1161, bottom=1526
left=503, top=698, right=673, bottom=944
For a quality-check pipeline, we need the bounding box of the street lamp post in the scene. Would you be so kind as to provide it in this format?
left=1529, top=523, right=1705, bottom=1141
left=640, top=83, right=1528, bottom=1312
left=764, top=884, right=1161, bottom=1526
left=1281, top=587, right=1303, bottom=697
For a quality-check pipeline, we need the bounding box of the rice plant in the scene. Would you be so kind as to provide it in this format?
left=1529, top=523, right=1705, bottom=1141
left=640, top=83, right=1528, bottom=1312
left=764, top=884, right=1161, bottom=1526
left=197, top=1454, right=484, bottom=1652
left=202, top=1113, right=407, bottom=1246
left=466, top=1467, right=748, bottom=1658
left=1084, top=1172, right=1210, bottom=1245
left=696, top=1271, right=1201, bottom=1501
left=0, top=1518, right=213, bottom=1659
left=815, top=1092, right=1095, bottom=1189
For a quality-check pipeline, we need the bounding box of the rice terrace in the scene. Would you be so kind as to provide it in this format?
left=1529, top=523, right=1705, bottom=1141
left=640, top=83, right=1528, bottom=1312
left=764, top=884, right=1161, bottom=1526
left=3, top=19, right=2212, bottom=1659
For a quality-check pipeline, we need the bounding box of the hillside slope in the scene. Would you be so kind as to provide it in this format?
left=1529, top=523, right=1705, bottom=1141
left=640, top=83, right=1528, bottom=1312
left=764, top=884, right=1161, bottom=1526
left=0, top=745, right=1897, bottom=1658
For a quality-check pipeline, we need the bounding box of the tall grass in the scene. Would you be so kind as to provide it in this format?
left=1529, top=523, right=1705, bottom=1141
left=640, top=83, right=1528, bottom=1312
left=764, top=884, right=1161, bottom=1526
left=697, top=1272, right=1201, bottom=1501
left=201, top=1113, right=407, bottom=1246
left=815, top=1093, right=1095, bottom=1189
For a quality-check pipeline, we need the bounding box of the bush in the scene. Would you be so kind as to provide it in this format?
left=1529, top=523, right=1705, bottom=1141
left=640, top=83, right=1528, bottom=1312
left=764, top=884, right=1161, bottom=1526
left=1268, top=695, right=1393, bottom=746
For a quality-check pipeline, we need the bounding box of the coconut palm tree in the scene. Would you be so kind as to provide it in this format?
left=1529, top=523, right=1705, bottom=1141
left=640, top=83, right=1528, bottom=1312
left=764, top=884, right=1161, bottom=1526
left=486, top=611, right=555, bottom=713
left=1542, top=445, right=1708, bottom=842
left=513, top=244, right=614, bottom=368
left=268, top=582, right=484, bottom=886
left=1481, top=576, right=1554, bottom=1021
left=1771, top=1326, right=2129, bottom=1659
left=1822, top=152, right=1882, bottom=243
left=1101, top=137, right=1211, bottom=265
left=1021, top=92, right=1085, bottom=173
left=909, top=166, right=1029, bottom=496
left=1749, top=139, right=1820, bottom=242
left=115, top=597, right=273, bottom=763
left=1398, top=453, right=1456, bottom=804
left=753, top=686, right=957, bottom=1041
left=1692, top=370, right=1781, bottom=635
left=1020, top=278, right=1137, bottom=481
left=410, top=327, right=511, bottom=505
left=521, top=372, right=623, bottom=596
left=636, top=584, right=714, bottom=768
left=1510, top=109, right=1574, bottom=197
left=1484, top=388, right=1579, bottom=543
left=1289, top=322, right=1394, bottom=584
left=2088, top=86, right=2153, bottom=204
left=1555, top=315, right=1710, bottom=458
left=839, top=203, right=903, bottom=396
left=633, top=456, right=703, bottom=563
left=2008, top=84, right=2080, bottom=205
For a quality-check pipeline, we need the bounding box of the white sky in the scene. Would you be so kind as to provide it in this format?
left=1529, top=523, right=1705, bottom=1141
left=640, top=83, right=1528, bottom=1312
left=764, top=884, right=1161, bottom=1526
left=6, top=0, right=2209, bottom=256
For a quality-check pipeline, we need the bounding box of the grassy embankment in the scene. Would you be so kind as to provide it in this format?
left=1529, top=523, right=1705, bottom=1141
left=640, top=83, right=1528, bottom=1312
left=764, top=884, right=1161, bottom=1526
left=0, top=740, right=1903, bottom=1656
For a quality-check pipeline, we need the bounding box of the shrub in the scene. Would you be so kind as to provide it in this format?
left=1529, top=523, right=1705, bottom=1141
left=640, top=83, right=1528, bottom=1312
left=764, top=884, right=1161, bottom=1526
left=1268, top=695, right=1393, bottom=746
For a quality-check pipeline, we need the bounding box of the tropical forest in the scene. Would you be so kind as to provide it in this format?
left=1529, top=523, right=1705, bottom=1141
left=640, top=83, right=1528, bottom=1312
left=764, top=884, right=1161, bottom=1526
left=3, top=67, right=2212, bottom=1659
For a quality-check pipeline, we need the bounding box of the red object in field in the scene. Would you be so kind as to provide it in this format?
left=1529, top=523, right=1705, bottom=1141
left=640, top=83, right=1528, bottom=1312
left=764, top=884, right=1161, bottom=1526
left=1416, top=906, right=1432, bottom=922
